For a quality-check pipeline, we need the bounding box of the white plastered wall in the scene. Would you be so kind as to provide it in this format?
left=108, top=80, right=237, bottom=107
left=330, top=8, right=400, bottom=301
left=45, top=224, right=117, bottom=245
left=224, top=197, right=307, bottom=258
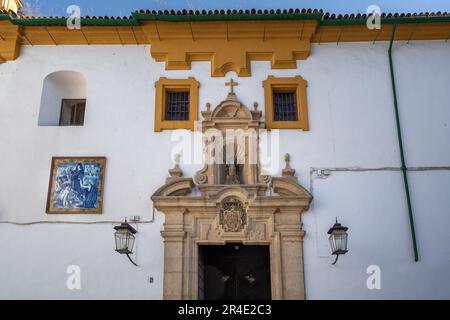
left=0, top=41, right=449, bottom=299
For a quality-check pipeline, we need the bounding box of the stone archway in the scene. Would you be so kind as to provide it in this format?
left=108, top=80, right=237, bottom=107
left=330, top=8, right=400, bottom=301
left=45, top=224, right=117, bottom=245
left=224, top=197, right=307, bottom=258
left=152, top=83, right=312, bottom=300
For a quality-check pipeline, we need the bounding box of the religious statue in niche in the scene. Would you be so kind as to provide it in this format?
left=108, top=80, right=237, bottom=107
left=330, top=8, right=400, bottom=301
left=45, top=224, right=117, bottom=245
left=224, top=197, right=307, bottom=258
left=219, top=198, right=246, bottom=232
left=224, top=133, right=245, bottom=185
left=226, top=163, right=240, bottom=184
left=225, top=142, right=243, bottom=185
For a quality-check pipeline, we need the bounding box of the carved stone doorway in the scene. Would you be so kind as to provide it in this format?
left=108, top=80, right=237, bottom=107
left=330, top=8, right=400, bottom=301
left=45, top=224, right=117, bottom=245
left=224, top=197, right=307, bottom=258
left=152, top=80, right=312, bottom=300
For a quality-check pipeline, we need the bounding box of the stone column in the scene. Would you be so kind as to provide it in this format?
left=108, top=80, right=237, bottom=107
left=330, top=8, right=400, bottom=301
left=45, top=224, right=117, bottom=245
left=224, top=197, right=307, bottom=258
left=161, top=210, right=186, bottom=300
left=275, top=210, right=306, bottom=300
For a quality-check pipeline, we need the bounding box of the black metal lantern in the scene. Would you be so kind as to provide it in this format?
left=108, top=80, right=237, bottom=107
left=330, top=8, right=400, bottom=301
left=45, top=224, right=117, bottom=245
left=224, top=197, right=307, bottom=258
left=327, top=219, right=348, bottom=265
left=114, top=219, right=138, bottom=266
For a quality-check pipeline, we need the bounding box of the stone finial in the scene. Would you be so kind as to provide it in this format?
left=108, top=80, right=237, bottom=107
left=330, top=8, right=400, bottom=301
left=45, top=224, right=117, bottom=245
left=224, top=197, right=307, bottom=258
left=251, top=101, right=262, bottom=121
left=281, top=153, right=295, bottom=177
left=201, top=102, right=212, bottom=120
left=167, top=153, right=183, bottom=181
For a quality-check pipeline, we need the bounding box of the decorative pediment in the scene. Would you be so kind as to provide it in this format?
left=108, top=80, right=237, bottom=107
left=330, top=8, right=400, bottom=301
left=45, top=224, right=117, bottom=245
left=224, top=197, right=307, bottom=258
left=271, top=177, right=312, bottom=198
left=152, top=178, right=194, bottom=196
left=201, top=79, right=262, bottom=129
left=213, top=185, right=254, bottom=205
left=211, top=101, right=252, bottom=120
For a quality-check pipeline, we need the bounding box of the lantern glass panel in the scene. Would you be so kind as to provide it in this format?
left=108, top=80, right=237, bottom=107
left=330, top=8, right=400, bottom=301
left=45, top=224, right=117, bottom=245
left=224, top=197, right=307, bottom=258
left=328, top=230, right=348, bottom=255
left=114, top=229, right=135, bottom=254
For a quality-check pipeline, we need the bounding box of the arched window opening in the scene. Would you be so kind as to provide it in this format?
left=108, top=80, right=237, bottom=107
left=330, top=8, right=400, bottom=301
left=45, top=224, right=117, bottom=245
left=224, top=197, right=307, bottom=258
left=38, top=71, right=87, bottom=126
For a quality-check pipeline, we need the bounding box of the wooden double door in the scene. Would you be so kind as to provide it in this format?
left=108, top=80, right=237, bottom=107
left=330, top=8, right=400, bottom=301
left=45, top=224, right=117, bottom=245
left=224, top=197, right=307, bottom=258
left=198, top=244, right=271, bottom=300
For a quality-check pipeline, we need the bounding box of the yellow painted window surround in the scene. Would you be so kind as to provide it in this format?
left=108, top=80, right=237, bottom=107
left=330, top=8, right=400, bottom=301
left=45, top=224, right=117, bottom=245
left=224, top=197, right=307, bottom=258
left=154, top=77, right=200, bottom=132
left=263, top=76, right=309, bottom=130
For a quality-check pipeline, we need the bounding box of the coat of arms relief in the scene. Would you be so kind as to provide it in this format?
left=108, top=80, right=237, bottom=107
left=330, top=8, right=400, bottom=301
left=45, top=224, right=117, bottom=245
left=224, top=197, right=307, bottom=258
left=219, top=198, right=246, bottom=232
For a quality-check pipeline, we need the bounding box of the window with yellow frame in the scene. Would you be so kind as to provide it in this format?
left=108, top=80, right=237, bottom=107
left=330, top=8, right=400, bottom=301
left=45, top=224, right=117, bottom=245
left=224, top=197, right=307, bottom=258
left=154, top=77, right=200, bottom=132
left=262, top=76, right=309, bottom=130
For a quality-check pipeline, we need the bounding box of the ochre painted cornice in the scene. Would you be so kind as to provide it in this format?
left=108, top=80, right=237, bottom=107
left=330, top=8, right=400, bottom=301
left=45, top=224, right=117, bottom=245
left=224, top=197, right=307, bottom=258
left=1, top=17, right=450, bottom=72
left=150, top=39, right=310, bottom=77
left=141, top=20, right=317, bottom=77
left=312, top=22, right=450, bottom=43
left=0, top=20, right=21, bottom=63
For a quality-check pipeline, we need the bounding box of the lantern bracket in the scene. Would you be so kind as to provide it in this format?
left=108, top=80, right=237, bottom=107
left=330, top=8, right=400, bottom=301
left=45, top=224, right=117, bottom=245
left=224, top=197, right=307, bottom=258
left=127, top=253, right=138, bottom=266
left=332, top=254, right=339, bottom=265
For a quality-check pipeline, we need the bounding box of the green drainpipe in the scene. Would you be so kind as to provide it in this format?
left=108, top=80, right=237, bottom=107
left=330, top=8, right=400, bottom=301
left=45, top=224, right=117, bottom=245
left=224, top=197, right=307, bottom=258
left=388, top=24, right=419, bottom=262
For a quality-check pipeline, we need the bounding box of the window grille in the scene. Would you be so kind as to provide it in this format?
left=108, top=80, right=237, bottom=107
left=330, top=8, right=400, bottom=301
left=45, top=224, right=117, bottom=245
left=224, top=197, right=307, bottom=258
left=165, top=91, right=190, bottom=121
left=273, top=91, right=297, bottom=121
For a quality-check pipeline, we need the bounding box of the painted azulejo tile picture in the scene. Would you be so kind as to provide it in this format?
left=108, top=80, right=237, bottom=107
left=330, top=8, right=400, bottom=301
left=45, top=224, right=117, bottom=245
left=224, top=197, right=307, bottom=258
left=46, top=157, right=106, bottom=214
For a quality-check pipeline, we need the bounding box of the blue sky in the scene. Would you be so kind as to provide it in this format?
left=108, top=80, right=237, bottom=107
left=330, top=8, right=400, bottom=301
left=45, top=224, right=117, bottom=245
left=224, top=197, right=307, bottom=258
left=25, top=0, right=450, bottom=17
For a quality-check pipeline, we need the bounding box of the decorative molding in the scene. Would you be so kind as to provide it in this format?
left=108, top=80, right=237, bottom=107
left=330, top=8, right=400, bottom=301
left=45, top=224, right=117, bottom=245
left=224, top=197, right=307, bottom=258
left=247, top=222, right=267, bottom=242
left=263, top=75, right=309, bottom=130
left=1, top=18, right=450, bottom=69
left=142, top=20, right=317, bottom=77
left=0, top=21, right=21, bottom=64
left=154, top=77, right=199, bottom=132
left=152, top=178, right=194, bottom=196
left=149, top=38, right=311, bottom=77
left=271, top=177, right=312, bottom=197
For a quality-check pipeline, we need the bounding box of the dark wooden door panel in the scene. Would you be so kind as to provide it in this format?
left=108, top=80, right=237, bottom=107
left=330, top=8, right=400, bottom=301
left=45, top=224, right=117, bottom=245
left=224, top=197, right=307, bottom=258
left=199, top=244, right=271, bottom=300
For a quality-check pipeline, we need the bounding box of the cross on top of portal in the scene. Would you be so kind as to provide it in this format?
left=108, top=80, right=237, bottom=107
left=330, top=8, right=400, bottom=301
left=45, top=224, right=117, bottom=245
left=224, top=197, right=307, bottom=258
left=225, top=78, right=238, bottom=94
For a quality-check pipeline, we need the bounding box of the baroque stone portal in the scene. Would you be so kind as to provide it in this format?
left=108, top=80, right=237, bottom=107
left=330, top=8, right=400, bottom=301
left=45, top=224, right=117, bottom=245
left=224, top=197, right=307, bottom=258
left=151, top=81, right=312, bottom=300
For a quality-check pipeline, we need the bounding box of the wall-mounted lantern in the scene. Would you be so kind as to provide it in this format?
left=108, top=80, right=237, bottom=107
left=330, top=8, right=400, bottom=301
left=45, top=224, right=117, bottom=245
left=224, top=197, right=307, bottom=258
left=327, top=218, right=348, bottom=265
left=114, top=219, right=138, bottom=266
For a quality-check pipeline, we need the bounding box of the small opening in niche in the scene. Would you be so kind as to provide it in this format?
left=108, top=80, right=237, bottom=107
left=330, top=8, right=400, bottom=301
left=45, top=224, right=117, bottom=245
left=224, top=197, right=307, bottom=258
left=59, top=99, right=86, bottom=126
left=38, top=71, right=87, bottom=126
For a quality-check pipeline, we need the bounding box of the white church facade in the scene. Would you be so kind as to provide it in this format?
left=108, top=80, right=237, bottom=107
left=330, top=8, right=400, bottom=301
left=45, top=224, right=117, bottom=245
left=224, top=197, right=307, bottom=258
left=0, top=6, right=450, bottom=299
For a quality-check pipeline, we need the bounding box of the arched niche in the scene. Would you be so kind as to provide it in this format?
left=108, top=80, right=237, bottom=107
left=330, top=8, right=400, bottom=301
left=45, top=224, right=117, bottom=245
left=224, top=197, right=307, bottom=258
left=38, top=71, right=87, bottom=126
